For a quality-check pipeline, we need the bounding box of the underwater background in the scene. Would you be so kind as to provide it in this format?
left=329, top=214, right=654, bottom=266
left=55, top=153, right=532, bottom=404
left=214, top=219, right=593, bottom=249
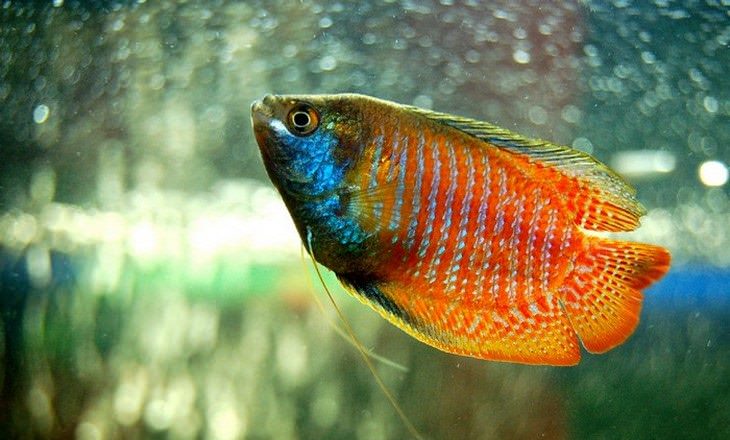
left=1, top=1, right=728, bottom=439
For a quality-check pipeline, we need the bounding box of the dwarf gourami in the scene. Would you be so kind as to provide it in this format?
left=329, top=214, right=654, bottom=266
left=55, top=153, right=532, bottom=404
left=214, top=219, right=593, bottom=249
left=251, top=93, right=670, bottom=366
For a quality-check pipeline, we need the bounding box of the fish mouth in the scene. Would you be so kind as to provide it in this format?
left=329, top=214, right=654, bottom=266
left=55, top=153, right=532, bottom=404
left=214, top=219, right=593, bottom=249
left=250, top=95, right=275, bottom=130
left=251, top=95, right=298, bottom=182
left=251, top=95, right=279, bottom=154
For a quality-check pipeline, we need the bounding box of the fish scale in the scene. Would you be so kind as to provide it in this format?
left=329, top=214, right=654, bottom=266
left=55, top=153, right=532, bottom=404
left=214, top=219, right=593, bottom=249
left=252, top=93, right=671, bottom=366
left=430, top=139, right=459, bottom=287
left=403, top=132, right=425, bottom=253
left=365, top=126, right=572, bottom=313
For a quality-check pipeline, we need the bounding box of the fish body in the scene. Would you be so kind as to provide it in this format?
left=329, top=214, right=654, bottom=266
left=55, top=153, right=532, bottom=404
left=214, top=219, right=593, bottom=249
left=251, top=94, right=670, bottom=366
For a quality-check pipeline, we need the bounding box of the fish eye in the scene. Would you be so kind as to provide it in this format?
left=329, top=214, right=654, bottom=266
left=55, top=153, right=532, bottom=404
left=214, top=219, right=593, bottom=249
left=286, top=104, right=319, bottom=136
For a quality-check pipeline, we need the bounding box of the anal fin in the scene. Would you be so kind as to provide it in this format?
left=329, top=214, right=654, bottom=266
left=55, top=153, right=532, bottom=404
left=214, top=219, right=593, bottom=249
left=339, top=274, right=582, bottom=366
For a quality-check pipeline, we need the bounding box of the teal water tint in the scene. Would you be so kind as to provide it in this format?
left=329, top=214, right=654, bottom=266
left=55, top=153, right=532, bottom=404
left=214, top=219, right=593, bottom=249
left=646, top=266, right=730, bottom=309
left=1, top=1, right=728, bottom=439
left=557, top=268, right=730, bottom=439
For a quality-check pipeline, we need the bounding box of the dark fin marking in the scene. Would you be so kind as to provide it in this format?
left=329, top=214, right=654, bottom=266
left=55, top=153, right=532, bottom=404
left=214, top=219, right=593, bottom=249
left=338, top=273, right=413, bottom=326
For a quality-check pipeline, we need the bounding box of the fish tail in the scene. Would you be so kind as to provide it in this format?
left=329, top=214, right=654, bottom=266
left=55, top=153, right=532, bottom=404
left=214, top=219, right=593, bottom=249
left=560, top=238, right=671, bottom=353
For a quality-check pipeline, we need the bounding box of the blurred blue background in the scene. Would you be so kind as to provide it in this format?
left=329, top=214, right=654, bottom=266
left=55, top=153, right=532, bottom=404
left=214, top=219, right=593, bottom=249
left=1, top=1, right=728, bottom=439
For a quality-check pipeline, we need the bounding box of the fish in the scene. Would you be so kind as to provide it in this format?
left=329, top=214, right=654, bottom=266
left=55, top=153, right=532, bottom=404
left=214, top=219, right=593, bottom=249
left=250, top=93, right=671, bottom=366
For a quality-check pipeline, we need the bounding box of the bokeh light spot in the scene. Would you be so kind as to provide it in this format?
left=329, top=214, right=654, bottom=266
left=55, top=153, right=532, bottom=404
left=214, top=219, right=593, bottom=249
left=33, top=104, right=49, bottom=123
left=699, top=161, right=728, bottom=187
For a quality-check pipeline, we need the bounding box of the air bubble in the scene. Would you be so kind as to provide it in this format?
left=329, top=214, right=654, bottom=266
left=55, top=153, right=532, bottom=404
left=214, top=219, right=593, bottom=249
left=318, top=56, right=337, bottom=71
left=512, top=49, right=530, bottom=64
left=703, top=96, right=718, bottom=113
left=33, top=105, right=50, bottom=123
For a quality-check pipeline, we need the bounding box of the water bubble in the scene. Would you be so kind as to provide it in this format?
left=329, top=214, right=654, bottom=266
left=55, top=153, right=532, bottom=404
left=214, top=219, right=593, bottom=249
left=33, top=104, right=50, bottom=123
left=465, top=50, right=480, bottom=63
left=362, top=33, right=376, bottom=45
left=572, top=137, right=594, bottom=154
left=318, top=56, right=337, bottom=71
left=703, top=96, right=718, bottom=114
left=438, top=78, right=456, bottom=95
left=493, top=9, right=516, bottom=21
left=561, top=105, right=582, bottom=124
left=282, top=44, right=297, bottom=58
left=545, top=43, right=559, bottom=57
left=319, top=17, right=332, bottom=29
left=538, top=23, right=552, bottom=36
left=570, top=29, right=584, bottom=43
left=640, top=51, right=656, bottom=64
left=512, top=49, right=530, bottom=64
left=418, top=35, right=433, bottom=47
left=413, top=95, right=433, bottom=109
left=528, top=106, right=547, bottom=125
left=111, top=18, right=124, bottom=32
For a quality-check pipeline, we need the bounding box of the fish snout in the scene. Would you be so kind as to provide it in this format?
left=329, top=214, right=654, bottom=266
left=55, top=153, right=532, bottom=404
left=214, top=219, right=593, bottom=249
left=251, top=93, right=282, bottom=117
left=250, top=99, right=262, bottom=114
left=251, top=95, right=276, bottom=129
left=262, top=94, right=276, bottom=106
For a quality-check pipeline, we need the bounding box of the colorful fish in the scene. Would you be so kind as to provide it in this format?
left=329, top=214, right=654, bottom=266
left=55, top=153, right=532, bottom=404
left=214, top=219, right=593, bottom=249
left=251, top=94, right=671, bottom=366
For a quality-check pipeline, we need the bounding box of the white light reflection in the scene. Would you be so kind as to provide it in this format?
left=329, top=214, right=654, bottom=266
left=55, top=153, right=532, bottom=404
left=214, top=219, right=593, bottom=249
left=129, top=221, right=160, bottom=258
left=0, top=180, right=302, bottom=291
left=699, top=160, right=728, bottom=187
left=611, top=150, right=676, bottom=178
left=33, top=104, right=50, bottom=123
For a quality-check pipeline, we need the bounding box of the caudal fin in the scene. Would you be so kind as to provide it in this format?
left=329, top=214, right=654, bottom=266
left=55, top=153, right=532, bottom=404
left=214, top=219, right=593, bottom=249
left=560, top=239, right=671, bottom=353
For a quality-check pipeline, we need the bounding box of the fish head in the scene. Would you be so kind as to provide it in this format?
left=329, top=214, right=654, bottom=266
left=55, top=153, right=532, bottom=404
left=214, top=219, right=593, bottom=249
left=251, top=94, right=365, bottom=199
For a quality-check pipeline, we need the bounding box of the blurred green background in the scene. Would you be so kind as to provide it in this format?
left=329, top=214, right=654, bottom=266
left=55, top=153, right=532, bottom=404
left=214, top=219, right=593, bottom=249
left=1, top=1, right=728, bottom=439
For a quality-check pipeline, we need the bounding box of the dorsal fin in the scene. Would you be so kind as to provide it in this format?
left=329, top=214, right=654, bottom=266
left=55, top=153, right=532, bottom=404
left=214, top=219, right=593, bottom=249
left=406, top=106, right=646, bottom=232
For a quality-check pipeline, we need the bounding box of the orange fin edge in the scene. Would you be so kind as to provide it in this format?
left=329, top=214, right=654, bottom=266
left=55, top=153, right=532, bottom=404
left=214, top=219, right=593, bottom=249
left=560, top=238, right=671, bottom=353
left=340, top=274, right=582, bottom=366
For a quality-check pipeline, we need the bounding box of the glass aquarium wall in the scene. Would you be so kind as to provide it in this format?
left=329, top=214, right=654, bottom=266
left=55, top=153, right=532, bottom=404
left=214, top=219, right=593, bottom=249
left=1, top=1, right=728, bottom=439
